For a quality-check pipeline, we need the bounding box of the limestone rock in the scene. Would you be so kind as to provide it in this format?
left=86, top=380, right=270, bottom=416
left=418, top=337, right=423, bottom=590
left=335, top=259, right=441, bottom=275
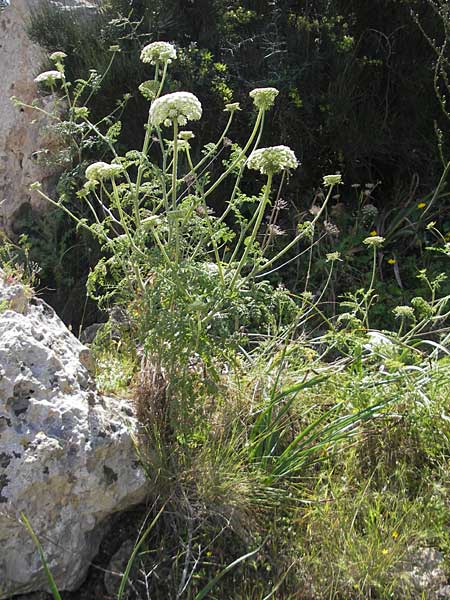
left=0, top=0, right=52, bottom=235
left=398, top=547, right=449, bottom=599
left=0, top=273, right=148, bottom=598
left=49, top=0, right=98, bottom=9
left=0, top=0, right=98, bottom=236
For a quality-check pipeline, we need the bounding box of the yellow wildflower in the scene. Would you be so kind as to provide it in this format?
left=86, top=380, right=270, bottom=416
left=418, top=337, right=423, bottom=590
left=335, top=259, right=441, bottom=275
left=417, top=202, right=426, bottom=209
left=392, top=531, right=399, bottom=539
left=369, top=230, right=378, bottom=236
left=381, top=549, right=389, bottom=555
left=388, top=258, right=396, bottom=265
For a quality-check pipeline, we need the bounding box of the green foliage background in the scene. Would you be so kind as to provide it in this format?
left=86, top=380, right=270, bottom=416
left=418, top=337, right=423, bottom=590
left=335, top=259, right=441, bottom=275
left=29, top=0, right=447, bottom=190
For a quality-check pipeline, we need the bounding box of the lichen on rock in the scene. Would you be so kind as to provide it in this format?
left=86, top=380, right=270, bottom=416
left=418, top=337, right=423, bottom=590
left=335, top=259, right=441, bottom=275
left=0, top=273, right=148, bottom=598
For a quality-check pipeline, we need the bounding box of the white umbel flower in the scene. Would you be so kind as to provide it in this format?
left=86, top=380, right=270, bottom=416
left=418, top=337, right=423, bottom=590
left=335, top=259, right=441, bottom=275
left=247, top=145, right=298, bottom=175
left=149, top=91, right=202, bottom=127
left=323, top=174, right=342, bottom=187
left=34, top=70, right=64, bottom=85
left=178, top=131, right=195, bottom=140
left=85, top=162, right=122, bottom=181
left=363, top=235, right=385, bottom=247
left=249, top=87, right=279, bottom=110
left=140, top=41, right=177, bottom=65
left=49, top=51, right=67, bottom=62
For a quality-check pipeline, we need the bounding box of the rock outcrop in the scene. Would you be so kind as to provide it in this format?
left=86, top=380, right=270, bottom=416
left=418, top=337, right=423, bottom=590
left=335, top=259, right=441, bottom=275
left=0, top=0, right=50, bottom=235
left=0, top=0, right=97, bottom=236
left=0, top=273, right=148, bottom=598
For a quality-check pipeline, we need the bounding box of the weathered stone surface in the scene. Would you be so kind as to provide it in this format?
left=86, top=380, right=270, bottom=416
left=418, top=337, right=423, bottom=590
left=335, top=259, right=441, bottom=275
left=0, top=0, right=52, bottom=235
left=49, top=0, right=98, bottom=9
left=394, top=547, right=450, bottom=599
left=0, top=0, right=98, bottom=236
left=0, top=273, right=148, bottom=598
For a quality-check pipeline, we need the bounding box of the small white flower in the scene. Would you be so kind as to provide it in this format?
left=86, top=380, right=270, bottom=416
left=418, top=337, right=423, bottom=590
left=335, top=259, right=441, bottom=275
left=140, top=41, right=177, bottom=65
left=34, top=70, right=64, bottom=85
left=49, top=51, right=67, bottom=62
left=326, top=251, right=342, bottom=262
left=85, top=162, right=122, bottom=181
left=323, top=174, right=342, bottom=187
left=166, top=138, right=191, bottom=153
left=224, top=102, right=241, bottom=112
left=105, top=163, right=123, bottom=178
left=392, top=305, right=415, bottom=320
left=149, top=91, right=202, bottom=127
left=363, top=235, right=385, bottom=247
left=139, top=80, right=159, bottom=101
left=178, top=131, right=195, bottom=141
left=249, top=87, right=279, bottom=110
left=247, top=145, right=298, bottom=175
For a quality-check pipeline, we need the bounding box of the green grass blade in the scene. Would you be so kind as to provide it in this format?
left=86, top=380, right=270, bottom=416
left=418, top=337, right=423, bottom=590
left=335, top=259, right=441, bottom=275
left=117, top=500, right=167, bottom=600
left=249, top=374, right=331, bottom=461
left=262, top=561, right=296, bottom=600
left=20, top=513, right=62, bottom=600
left=194, top=545, right=261, bottom=600
left=271, top=399, right=392, bottom=480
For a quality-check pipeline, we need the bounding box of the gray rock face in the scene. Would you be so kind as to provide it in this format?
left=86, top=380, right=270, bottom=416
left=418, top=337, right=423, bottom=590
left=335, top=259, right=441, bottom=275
left=0, top=0, right=52, bottom=235
left=0, top=0, right=98, bottom=236
left=0, top=274, right=148, bottom=598
left=399, top=547, right=450, bottom=599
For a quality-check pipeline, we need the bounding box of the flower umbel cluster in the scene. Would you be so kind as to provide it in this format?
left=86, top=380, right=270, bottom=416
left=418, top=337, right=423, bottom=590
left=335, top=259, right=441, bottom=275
left=224, top=102, right=241, bottom=112
left=34, top=70, right=64, bottom=85
left=49, top=51, right=67, bottom=63
left=149, top=91, right=202, bottom=127
left=393, top=305, right=415, bottom=320
left=247, top=146, right=298, bottom=175
left=323, top=174, right=342, bottom=187
left=249, top=87, right=279, bottom=111
left=178, top=131, right=195, bottom=141
left=85, top=162, right=122, bottom=181
left=140, top=41, right=177, bottom=65
left=363, top=235, right=385, bottom=247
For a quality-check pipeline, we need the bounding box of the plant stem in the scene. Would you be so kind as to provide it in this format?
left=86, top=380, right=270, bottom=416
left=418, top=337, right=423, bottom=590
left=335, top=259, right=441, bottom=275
left=203, top=109, right=264, bottom=199
left=230, top=172, right=273, bottom=289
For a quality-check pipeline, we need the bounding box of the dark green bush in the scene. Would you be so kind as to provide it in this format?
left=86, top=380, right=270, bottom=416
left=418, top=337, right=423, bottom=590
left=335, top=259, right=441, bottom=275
left=28, top=0, right=447, bottom=191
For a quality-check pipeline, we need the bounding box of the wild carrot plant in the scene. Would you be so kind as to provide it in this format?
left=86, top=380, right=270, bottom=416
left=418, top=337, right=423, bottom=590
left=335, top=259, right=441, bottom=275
left=13, top=40, right=450, bottom=599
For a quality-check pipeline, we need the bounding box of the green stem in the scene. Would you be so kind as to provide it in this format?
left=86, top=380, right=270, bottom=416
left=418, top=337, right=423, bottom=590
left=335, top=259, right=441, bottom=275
left=171, top=121, right=180, bottom=261
left=203, top=109, right=264, bottom=200
left=84, top=51, right=117, bottom=106
left=187, top=111, right=235, bottom=177
left=172, top=121, right=179, bottom=210
left=155, top=61, right=168, bottom=99
left=134, top=62, right=169, bottom=231
left=35, top=189, right=108, bottom=240
left=364, top=246, right=378, bottom=328
left=421, top=161, right=450, bottom=220
left=230, top=172, right=273, bottom=289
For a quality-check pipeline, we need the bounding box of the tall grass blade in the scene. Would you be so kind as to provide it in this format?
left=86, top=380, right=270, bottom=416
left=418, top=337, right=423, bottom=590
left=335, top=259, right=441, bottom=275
left=262, top=561, right=296, bottom=599
left=194, top=545, right=261, bottom=600
left=117, top=500, right=167, bottom=600
left=20, top=513, right=62, bottom=600
left=249, top=373, right=331, bottom=461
